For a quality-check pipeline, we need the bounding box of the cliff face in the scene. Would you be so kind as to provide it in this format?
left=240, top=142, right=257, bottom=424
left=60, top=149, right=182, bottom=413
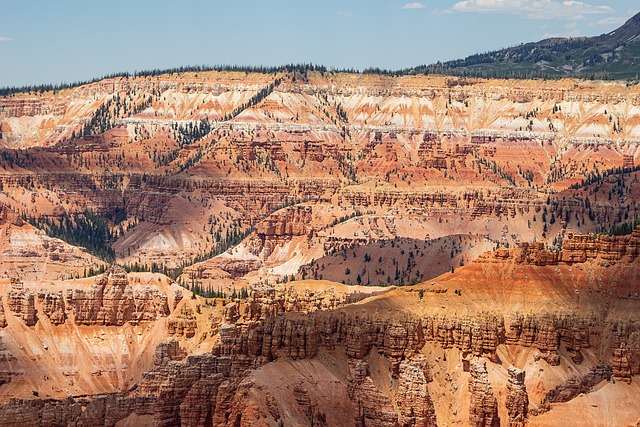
left=0, top=204, right=105, bottom=281
left=468, top=358, right=500, bottom=427
left=395, top=356, right=437, bottom=427
left=487, top=228, right=640, bottom=267
left=7, top=283, right=37, bottom=327
left=0, top=272, right=638, bottom=425
left=0, top=266, right=169, bottom=329
left=70, top=266, right=169, bottom=326
left=505, top=366, right=528, bottom=427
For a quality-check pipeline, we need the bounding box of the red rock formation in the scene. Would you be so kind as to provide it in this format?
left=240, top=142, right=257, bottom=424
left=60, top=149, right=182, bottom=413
left=487, top=228, right=640, bottom=267
left=543, top=363, right=612, bottom=403
left=612, top=346, right=633, bottom=383
left=395, top=355, right=437, bottom=427
left=0, top=297, right=6, bottom=328
left=505, top=366, right=528, bottom=427
left=38, top=290, right=66, bottom=325
left=154, top=340, right=187, bottom=366
left=173, top=289, right=183, bottom=310
left=348, top=360, right=398, bottom=427
left=422, top=314, right=504, bottom=363
left=7, top=282, right=37, bottom=326
left=560, top=229, right=640, bottom=264
left=254, top=205, right=315, bottom=258
left=70, top=266, right=169, bottom=326
left=506, top=314, right=561, bottom=365
left=223, top=285, right=370, bottom=322
left=468, top=358, right=500, bottom=427
left=167, top=306, right=197, bottom=338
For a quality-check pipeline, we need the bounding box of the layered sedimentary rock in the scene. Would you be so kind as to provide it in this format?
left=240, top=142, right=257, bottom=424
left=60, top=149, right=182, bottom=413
left=349, top=360, right=397, bottom=427
left=505, top=366, right=528, bottom=427
left=543, top=363, right=613, bottom=404
left=37, top=290, right=65, bottom=325
left=422, top=314, right=505, bottom=363
left=223, top=284, right=378, bottom=322
left=506, top=315, right=561, bottom=365
left=468, top=358, right=500, bottom=427
left=488, top=228, right=640, bottom=267
left=255, top=205, right=314, bottom=240
left=0, top=297, right=6, bottom=328
left=7, top=283, right=37, bottom=327
left=560, top=229, right=640, bottom=264
left=154, top=340, right=187, bottom=366
left=395, top=355, right=437, bottom=427
left=69, top=266, right=169, bottom=326
left=167, top=306, right=197, bottom=338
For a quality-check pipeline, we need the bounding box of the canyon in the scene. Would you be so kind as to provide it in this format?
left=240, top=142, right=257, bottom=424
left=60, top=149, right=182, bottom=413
left=1, top=70, right=640, bottom=425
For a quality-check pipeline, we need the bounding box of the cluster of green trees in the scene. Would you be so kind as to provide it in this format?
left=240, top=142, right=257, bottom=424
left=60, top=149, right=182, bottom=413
left=26, top=211, right=116, bottom=261
left=172, top=119, right=212, bottom=146
left=608, top=217, right=640, bottom=236
left=80, top=93, right=153, bottom=137
left=122, top=226, right=252, bottom=281
left=185, top=283, right=250, bottom=299
left=474, top=155, right=516, bottom=186
left=221, top=78, right=283, bottom=121
left=569, top=164, right=640, bottom=190
left=0, top=63, right=331, bottom=97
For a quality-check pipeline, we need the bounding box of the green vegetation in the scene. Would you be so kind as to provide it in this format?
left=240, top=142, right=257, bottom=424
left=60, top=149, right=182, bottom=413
left=82, top=93, right=154, bottom=137
left=25, top=210, right=116, bottom=262
left=608, top=217, right=640, bottom=236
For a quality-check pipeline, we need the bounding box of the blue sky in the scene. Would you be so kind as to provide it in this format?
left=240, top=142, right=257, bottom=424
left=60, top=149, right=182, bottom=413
left=0, top=0, right=638, bottom=87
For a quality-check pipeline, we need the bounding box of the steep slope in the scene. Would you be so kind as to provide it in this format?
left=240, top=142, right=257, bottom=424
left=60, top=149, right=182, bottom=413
left=0, top=203, right=105, bottom=280
left=2, top=72, right=640, bottom=280
left=0, top=234, right=638, bottom=426
left=416, top=12, right=640, bottom=79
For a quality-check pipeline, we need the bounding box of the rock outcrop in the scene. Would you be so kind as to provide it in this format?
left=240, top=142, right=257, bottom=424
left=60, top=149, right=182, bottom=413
left=543, top=363, right=612, bottom=404
left=505, top=366, right=528, bottom=427
left=69, top=266, right=169, bottom=326
left=506, top=314, right=561, bottom=365
left=422, top=314, right=505, bottom=363
left=38, top=290, right=65, bottom=325
left=167, top=306, right=197, bottom=338
left=468, top=358, right=500, bottom=427
left=154, top=340, right=187, bottom=366
left=395, top=355, right=437, bottom=427
left=0, top=297, right=7, bottom=328
left=7, top=282, right=37, bottom=326
left=487, top=228, right=640, bottom=267
left=349, top=360, right=398, bottom=427
left=222, top=284, right=376, bottom=322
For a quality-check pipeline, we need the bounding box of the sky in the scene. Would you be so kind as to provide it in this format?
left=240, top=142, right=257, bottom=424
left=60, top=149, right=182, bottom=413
left=0, top=0, right=638, bottom=87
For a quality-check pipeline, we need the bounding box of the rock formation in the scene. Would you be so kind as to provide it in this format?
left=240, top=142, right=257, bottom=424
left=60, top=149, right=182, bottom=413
left=505, top=366, right=528, bottom=427
left=38, top=291, right=65, bottom=325
left=0, top=297, right=6, bottom=328
left=7, top=282, right=37, bottom=326
left=543, top=363, right=612, bottom=404
left=1, top=70, right=640, bottom=426
left=154, top=340, right=187, bottom=366
left=167, top=306, right=197, bottom=338
left=395, top=356, right=437, bottom=427
left=468, top=358, right=500, bottom=427
left=70, top=266, right=169, bottom=326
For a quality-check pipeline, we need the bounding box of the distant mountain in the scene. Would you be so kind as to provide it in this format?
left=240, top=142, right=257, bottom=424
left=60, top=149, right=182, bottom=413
left=414, top=12, right=640, bottom=80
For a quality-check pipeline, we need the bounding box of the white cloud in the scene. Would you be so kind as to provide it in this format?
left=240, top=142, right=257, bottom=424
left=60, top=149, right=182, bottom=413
left=0, top=37, right=13, bottom=42
left=451, top=0, right=613, bottom=19
left=338, top=10, right=354, bottom=16
left=401, top=2, right=426, bottom=10
left=596, top=16, right=627, bottom=25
